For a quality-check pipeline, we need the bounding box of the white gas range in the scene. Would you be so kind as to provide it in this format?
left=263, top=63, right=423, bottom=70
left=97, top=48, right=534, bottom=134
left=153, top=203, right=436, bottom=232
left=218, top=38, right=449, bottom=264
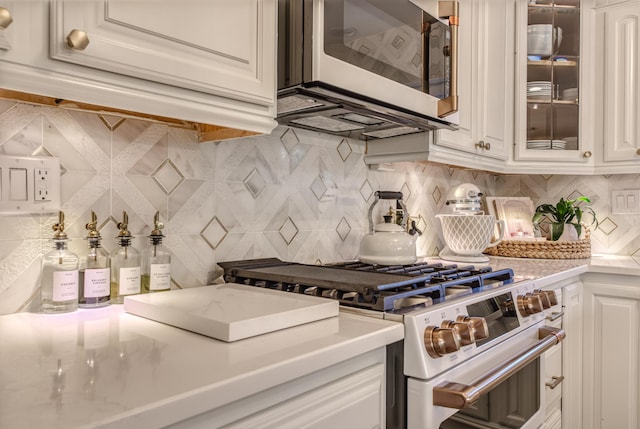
left=219, top=258, right=565, bottom=429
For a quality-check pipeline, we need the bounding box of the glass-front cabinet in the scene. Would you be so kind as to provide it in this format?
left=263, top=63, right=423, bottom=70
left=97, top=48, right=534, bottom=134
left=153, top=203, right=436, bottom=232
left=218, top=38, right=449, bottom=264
left=515, top=0, right=594, bottom=166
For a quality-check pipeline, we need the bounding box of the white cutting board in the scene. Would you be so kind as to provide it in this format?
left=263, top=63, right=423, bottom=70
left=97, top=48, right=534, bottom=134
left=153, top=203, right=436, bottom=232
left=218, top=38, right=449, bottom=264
left=123, top=283, right=339, bottom=342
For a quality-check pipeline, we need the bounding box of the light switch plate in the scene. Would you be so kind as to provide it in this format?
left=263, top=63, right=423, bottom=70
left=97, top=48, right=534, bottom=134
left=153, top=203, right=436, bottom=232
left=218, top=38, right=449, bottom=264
left=0, top=155, right=61, bottom=214
left=612, top=189, right=640, bottom=214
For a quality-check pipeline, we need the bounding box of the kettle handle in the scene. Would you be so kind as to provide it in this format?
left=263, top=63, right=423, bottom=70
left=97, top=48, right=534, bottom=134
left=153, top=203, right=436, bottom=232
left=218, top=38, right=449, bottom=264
left=376, top=191, right=403, bottom=200
left=368, top=191, right=407, bottom=233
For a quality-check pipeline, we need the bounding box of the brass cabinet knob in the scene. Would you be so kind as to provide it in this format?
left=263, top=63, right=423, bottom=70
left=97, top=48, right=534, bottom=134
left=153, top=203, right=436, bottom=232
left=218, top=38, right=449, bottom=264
left=636, top=148, right=640, bottom=156
left=475, top=141, right=491, bottom=150
left=424, top=326, right=460, bottom=358
left=0, top=7, right=13, bottom=29
left=583, top=151, right=593, bottom=158
left=66, top=29, right=90, bottom=50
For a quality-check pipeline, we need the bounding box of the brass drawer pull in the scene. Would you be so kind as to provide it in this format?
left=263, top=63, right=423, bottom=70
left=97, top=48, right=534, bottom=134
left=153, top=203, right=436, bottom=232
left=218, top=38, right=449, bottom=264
left=546, top=310, right=564, bottom=322
left=546, top=375, right=564, bottom=389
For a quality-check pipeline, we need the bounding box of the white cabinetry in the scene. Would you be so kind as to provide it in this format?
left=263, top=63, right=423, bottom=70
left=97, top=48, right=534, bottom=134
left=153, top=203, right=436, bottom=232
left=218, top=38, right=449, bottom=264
left=0, top=0, right=277, bottom=139
left=435, top=0, right=514, bottom=169
left=512, top=0, right=596, bottom=174
left=364, top=0, right=515, bottom=171
left=543, top=278, right=583, bottom=429
left=50, top=0, right=274, bottom=105
left=594, top=0, right=640, bottom=173
left=168, top=348, right=387, bottom=429
left=582, top=272, right=640, bottom=429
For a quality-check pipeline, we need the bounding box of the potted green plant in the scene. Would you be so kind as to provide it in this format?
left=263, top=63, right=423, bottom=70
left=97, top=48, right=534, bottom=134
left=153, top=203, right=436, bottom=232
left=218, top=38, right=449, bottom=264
left=532, top=196, right=598, bottom=241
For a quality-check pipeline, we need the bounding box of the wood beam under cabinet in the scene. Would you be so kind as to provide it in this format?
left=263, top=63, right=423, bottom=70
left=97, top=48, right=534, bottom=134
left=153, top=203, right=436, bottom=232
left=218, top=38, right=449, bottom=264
left=0, top=88, right=262, bottom=143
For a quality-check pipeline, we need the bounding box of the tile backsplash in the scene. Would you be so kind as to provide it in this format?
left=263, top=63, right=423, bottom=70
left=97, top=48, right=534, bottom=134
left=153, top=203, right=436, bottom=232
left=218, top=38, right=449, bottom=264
left=0, top=99, right=638, bottom=314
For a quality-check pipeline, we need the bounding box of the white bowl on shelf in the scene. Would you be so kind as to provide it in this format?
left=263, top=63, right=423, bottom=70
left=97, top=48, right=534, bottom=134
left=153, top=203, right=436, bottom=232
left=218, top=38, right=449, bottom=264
left=561, top=87, right=578, bottom=100
left=528, top=25, right=563, bottom=56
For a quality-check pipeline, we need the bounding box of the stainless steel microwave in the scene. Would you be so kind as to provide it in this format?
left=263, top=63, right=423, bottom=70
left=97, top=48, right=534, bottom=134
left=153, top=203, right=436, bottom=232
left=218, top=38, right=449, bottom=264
left=277, top=0, right=460, bottom=140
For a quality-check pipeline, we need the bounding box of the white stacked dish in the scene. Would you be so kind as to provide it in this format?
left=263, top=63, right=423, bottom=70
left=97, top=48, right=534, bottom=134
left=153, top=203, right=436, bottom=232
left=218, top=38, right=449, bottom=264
left=564, top=136, right=578, bottom=150
left=526, top=139, right=567, bottom=150
left=561, top=87, right=578, bottom=101
left=527, top=81, right=554, bottom=99
left=528, top=24, right=563, bottom=56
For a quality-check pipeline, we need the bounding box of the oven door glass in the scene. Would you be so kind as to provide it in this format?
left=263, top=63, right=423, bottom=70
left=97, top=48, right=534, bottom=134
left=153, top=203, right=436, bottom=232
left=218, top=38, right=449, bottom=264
left=323, top=0, right=450, bottom=99
left=440, top=358, right=541, bottom=429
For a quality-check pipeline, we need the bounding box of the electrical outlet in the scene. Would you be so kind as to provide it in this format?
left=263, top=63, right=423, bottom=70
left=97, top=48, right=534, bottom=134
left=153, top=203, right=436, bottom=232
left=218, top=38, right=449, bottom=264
left=35, top=168, right=50, bottom=201
left=0, top=155, right=60, bottom=214
left=612, top=189, right=640, bottom=214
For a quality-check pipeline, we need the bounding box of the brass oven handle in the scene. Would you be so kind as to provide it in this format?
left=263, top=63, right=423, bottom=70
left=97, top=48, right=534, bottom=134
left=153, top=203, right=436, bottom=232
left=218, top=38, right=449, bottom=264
left=433, top=326, right=565, bottom=409
left=546, top=375, right=564, bottom=389
left=437, top=1, right=459, bottom=117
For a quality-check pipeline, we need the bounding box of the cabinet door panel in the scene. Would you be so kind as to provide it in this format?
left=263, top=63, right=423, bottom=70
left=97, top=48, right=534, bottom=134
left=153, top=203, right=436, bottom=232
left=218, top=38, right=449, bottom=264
left=602, top=2, right=640, bottom=162
left=50, top=0, right=275, bottom=104
left=583, top=279, right=640, bottom=429
left=478, top=0, right=512, bottom=159
left=562, top=281, right=583, bottom=429
left=436, top=0, right=512, bottom=161
left=514, top=0, right=594, bottom=166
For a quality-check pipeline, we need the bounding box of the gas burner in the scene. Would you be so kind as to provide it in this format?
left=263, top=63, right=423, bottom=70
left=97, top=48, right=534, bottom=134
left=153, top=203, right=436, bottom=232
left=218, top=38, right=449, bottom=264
left=219, top=259, right=514, bottom=313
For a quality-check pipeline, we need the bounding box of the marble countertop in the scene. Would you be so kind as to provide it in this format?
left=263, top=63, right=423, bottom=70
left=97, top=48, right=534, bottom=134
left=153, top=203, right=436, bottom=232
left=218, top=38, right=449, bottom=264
left=490, top=254, right=640, bottom=279
left=0, top=306, right=403, bottom=429
left=424, top=254, right=640, bottom=285
left=2, top=255, right=638, bottom=428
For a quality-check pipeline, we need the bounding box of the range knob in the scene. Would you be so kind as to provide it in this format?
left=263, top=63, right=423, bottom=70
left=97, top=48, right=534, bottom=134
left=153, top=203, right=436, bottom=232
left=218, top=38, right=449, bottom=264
left=532, top=291, right=552, bottom=309
left=456, top=315, right=489, bottom=341
left=534, top=289, right=558, bottom=306
left=424, top=326, right=461, bottom=358
left=517, top=293, right=544, bottom=317
left=441, top=320, right=474, bottom=346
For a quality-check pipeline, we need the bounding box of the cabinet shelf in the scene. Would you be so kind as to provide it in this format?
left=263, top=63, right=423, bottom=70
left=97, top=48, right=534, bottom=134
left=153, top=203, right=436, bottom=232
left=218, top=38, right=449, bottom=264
left=528, top=4, right=579, bottom=14
left=528, top=59, right=578, bottom=67
left=527, top=99, right=578, bottom=105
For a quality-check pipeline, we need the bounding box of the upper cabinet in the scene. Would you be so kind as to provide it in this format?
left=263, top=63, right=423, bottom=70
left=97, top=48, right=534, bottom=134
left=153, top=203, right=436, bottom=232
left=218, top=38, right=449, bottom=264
left=0, top=0, right=277, bottom=140
left=594, top=0, right=640, bottom=173
left=435, top=0, right=515, bottom=169
left=50, top=0, right=274, bottom=105
left=365, top=0, right=516, bottom=171
left=513, top=0, right=596, bottom=172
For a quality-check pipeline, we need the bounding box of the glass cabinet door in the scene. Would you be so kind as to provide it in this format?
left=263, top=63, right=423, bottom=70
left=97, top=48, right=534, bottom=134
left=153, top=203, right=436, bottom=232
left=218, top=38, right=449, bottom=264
left=516, top=0, right=591, bottom=163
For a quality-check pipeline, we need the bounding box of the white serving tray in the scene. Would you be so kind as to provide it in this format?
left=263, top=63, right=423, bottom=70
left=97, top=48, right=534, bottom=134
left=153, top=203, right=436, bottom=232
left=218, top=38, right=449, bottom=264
left=124, top=283, right=339, bottom=342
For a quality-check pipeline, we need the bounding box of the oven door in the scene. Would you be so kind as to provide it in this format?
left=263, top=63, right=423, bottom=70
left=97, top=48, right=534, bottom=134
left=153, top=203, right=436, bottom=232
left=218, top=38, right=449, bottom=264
left=315, top=0, right=459, bottom=119
left=408, top=324, right=564, bottom=428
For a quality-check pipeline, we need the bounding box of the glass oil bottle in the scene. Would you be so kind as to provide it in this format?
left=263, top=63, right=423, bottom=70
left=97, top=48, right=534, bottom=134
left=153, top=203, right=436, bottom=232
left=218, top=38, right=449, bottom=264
left=78, top=211, right=110, bottom=308
left=41, top=211, right=79, bottom=313
left=110, top=211, right=141, bottom=304
left=142, top=211, right=171, bottom=293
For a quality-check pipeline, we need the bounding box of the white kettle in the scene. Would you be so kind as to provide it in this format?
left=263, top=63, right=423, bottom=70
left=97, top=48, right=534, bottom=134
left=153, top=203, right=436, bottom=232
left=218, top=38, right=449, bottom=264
left=358, top=191, right=420, bottom=265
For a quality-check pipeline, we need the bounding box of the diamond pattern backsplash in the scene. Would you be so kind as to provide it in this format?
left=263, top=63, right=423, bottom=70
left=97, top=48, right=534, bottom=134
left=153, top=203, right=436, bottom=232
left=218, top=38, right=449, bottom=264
left=0, top=99, right=639, bottom=314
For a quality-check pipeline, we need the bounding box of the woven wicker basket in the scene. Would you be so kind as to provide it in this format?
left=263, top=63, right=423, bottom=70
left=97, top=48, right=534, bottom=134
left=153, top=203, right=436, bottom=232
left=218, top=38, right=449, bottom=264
left=484, top=229, right=591, bottom=259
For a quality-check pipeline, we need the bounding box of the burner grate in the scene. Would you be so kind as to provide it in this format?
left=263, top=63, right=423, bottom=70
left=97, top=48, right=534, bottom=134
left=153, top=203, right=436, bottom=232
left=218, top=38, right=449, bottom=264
left=219, top=259, right=514, bottom=312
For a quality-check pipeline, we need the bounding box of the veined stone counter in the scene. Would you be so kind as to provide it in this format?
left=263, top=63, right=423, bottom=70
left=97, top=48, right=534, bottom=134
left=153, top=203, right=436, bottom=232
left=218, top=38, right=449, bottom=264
left=0, top=305, right=403, bottom=429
